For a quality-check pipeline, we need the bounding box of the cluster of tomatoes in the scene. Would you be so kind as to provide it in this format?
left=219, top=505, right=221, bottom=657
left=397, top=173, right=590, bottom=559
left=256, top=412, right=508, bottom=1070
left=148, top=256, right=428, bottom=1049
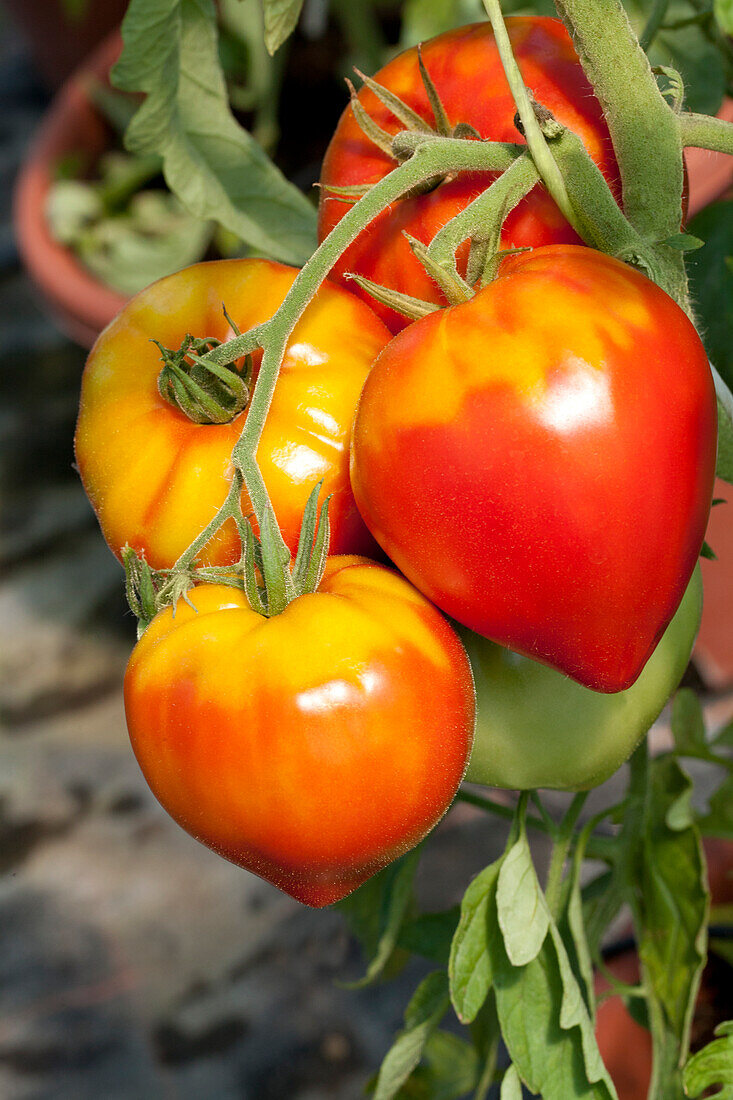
left=75, top=18, right=716, bottom=906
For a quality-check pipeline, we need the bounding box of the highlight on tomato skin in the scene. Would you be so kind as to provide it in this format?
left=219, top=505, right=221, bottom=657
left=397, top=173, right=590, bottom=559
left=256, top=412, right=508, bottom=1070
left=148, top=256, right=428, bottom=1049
left=318, top=16, right=621, bottom=332
left=349, top=245, right=718, bottom=694
left=123, top=556, right=476, bottom=907
left=75, top=258, right=392, bottom=572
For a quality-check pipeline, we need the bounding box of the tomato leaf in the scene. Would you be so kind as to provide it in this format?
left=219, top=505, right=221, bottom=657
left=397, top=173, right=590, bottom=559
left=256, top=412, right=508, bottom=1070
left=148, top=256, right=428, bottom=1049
left=373, top=972, right=450, bottom=1100
left=671, top=688, right=708, bottom=757
left=699, top=773, right=733, bottom=840
left=395, top=1031, right=480, bottom=1100
left=487, top=883, right=617, bottom=1098
left=683, top=1020, right=733, bottom=1098
left=500, top=1064, right=523, bottom=1100
left=398, top=908, right=460, bottom=965
left=262, top=0, right=304, bottom=55
left=496, top=830, right=550, bottom=966
left=448, top=859, right=502, bottom=1023
left=714, top=0, right=733, bottom=36
left=112, top=0, right=317, bottom=266
left=622, top=755, right=708, bottom=1090
left=337, top=847, right=421, bottom=988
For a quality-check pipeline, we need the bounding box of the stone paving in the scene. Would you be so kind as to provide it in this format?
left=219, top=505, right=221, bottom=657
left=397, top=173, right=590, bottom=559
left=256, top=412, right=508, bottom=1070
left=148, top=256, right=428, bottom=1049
left=1, top=13, right=732, bottom=1100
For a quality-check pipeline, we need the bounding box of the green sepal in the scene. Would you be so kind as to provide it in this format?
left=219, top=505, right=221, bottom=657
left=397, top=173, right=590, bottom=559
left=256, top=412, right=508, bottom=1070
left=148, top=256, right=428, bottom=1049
left=257, top=504, right=296, bottom=616
left=417, top=44, right=451, bottom=136
left=291, top=479, right=324, bottom=589
left=346, top=79, right=398, bottom=159
left=241, top=522, right=267, bottom=617
left=299, top=496, right=331, bottom=595
left=404, top=233, right=473, bottom=304
left=354, top=68, right=432, bottom=135
left=345, top=272, right=440, bottom=321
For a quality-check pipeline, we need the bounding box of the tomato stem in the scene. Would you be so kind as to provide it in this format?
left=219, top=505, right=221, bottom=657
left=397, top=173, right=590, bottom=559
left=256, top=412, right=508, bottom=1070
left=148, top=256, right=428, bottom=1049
left=481, top=0, right=582, bottom=238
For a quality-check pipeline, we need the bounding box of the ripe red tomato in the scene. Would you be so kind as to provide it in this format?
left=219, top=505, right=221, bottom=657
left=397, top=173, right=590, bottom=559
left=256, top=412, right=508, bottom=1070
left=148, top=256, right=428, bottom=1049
left=75, top=259, right=391, bottom=570
left=318, top=17, right=620, bottom=332
left=350, top=245, right=717, bottom=693
left=123, top=557, right=475, bottom=906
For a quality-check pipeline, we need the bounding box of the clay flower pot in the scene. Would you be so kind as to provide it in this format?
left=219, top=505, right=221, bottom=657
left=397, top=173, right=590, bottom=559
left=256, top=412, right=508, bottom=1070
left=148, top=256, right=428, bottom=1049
left=13, top=31, right=127, bottom=348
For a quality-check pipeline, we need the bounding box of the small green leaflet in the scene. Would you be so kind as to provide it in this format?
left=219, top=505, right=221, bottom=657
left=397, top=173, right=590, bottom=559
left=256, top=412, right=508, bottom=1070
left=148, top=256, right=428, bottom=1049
left=500, top=1064, right=523, bottom=1100
left=262, top=0, right=304, bottom=55
left=448, top=859, right=502, bottom=1023
left=372, top=972, right=450, bottom=1100
left=683, top=1021, right=733, bottom=1098
left=671, top=689, right=708, bottom=758
left=113, top=0, right=316, bottom=266
left=714, top=0, right=733, bottom=36
left=496, top=831, right=550, bottom=966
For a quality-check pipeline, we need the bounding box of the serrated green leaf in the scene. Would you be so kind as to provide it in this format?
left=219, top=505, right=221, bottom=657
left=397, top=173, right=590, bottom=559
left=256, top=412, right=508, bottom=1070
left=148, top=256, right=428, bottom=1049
left=448, top=860, right=502, bottom=1023
left=623, top=756, right=709, bottom=1088
left=683, top=1020, right=733, bottom=1098
left=112, top=0, right=316, bottom=266
left=337, top=847, right=421, bottom=988
left=373, top=972, right=450, bottom=1100
left=559, top=840, right=596, bottom=1019
left=496, top=832, right=550, bottom=966
left=714, top=0, right=733, bottom=36
left=487, top=887, right=617, bottom=1098
left=500, top=1064, right=523, bottom=1100
left=262, top=0, right=304, bottom=55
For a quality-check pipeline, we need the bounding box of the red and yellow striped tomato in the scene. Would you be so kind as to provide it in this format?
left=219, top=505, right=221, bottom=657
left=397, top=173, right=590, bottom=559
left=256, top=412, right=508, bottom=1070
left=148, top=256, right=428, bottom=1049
left=318, top=17, right=620, bottom=332
left=75, top=259, right=390, bottom=569
left=350, top=246, right=717, bottom=693
left=124, top=557, right=475, bottom=906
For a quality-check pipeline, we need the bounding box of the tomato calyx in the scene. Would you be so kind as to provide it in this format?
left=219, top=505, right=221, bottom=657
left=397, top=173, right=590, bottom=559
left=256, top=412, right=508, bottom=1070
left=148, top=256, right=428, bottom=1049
left=328, top=47, right=482, bottom=205
left=155, top=327, right=252, bottom=425
left=122, top=481, right=333, bottom=635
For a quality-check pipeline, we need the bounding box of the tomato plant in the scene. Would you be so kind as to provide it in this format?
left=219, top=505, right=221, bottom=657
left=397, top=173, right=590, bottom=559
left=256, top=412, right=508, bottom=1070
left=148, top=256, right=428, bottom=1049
left=75, top=258, right=390, bottom=569
left=350, top=245, right=717, bottom=693
left=318, top=17, right=620, bottom=331
left=462, top=565, right=702, bottom=791
left=123, top=557, right=475, bottom=907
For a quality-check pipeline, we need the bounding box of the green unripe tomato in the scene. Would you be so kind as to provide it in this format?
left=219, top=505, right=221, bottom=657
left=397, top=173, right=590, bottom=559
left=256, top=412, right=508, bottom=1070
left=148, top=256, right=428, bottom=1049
left=460, top=566, right=703, bottom=791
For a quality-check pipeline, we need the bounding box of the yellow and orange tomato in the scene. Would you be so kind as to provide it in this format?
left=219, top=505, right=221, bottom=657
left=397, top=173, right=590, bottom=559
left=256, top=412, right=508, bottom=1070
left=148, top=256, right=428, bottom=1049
left=351, top=246, right=717, bottom=693
left=75, top=258, right=391, bottom=569
left=124, top=557, right=475, bottom=906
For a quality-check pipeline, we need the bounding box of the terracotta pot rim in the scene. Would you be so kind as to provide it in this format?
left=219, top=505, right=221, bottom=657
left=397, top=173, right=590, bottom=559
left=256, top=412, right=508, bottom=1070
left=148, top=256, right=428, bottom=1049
left=13, top=30, right=128, bottom=348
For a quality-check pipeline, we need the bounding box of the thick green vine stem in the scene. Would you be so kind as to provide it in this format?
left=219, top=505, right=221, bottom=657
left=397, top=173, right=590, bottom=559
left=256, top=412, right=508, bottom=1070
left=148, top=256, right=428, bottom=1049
left=679, top=111, right=733, bottom=154
left=481, top=0, right=582, bottom=238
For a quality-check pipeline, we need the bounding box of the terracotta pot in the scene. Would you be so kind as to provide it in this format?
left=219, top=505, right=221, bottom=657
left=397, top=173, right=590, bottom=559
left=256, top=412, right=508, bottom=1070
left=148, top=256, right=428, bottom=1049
left=595, top=840, right=733, bottom=1099
left=2, top=0, right=129, bottom=90
left=13, top=31, right=128, bottom=348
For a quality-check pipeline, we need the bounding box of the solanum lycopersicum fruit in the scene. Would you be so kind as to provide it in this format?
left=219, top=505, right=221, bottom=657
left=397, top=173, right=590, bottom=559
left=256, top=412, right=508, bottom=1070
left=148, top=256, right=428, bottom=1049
left=350, top=245, right=717, bottom=693
left=318, top=17, right=620, bottom=332
left=75, top=259, right=391, bottom=569
left=123, top=557, right=475, bottom=906
left=461, top=566, right=702, bottom=791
